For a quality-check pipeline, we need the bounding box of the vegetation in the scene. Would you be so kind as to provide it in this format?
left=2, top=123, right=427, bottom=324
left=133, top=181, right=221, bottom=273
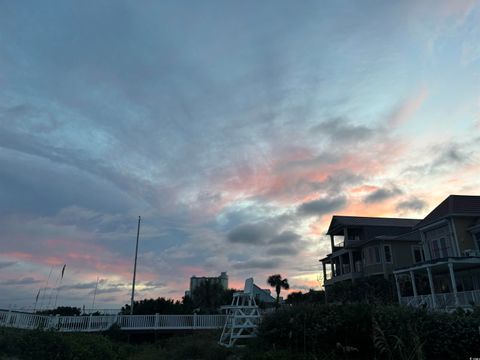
left=267, top=274, right=290, bottom=306
left=256, top=303, right=480, bottom=360
left=121, top=298, right=189, bottom=315
left=3, top=303, right=480, bottom=359
left=121, top=282, right=238, bottom=315
left=327, top=276, right=397, bottom=304
left=286, top=289, right=325, bottom=305
left=0, top=327, right=229, bottom=360
left=36, top=306, right=81, bottom=316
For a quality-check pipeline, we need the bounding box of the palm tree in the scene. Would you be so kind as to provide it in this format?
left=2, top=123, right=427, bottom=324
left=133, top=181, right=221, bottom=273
left=267, top=274, right=289, bottom=306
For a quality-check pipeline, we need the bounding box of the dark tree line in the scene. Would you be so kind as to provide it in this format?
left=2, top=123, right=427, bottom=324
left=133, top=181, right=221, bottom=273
left=122, top=280, right=239, bottom=315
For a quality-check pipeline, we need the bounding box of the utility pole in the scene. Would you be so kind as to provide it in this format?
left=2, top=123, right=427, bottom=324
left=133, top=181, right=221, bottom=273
left=130, top=216, right=141, bottom=315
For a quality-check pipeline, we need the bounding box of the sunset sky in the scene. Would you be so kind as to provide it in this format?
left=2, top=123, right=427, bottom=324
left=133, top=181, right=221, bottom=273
left=1, top=0, right=479, bottom=309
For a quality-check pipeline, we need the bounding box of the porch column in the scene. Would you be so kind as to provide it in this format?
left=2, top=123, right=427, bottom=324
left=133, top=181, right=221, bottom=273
left=349, top=250, right=354, bottom=274
left=448, top=262, right=459, bottom=307
left=427, top=267, right=437, bottom=309
left=330, top=259, right=335, bottom=278
left=322, top=261, right=327, bottom=284
left=330, top=235, right=335, bottom=251
left=394, top=273, right=402, bottom=303
left=339, top=255, right=344, bottom=275
left=409, top=270, right=418, bottom=300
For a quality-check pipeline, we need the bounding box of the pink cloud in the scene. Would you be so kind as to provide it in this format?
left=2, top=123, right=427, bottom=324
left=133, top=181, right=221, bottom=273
left=388, top=87, right=428, bottom=128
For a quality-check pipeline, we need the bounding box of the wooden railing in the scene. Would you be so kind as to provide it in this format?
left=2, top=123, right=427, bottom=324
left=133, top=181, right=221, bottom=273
left=0, top=310, right=226, bottom=332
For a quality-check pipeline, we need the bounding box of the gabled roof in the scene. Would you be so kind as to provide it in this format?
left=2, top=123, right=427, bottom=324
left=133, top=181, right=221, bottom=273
left=415, top=195, right=480, bottom=229
left=326, top=215, right=421, bottom=235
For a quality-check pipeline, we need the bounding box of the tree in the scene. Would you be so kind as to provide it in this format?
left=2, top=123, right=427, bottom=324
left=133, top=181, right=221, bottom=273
left=191, top=280, right=227, bottom=312
left=121, top=297, right=189, bottom=315
left=286, top=289, right=325, bottom=304
left=267, top=274, right=289, bottom=306
left=36, top=306, right=81, bottom=316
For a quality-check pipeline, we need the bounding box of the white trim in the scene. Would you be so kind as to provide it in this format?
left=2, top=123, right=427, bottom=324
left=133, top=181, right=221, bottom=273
left=419, top=219, right=448, bottom=232
left=393, top=257, right=480, bottom=274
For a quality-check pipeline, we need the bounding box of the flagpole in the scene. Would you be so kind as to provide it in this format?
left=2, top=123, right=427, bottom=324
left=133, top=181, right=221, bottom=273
left=130, top=216, right=141, bottom=315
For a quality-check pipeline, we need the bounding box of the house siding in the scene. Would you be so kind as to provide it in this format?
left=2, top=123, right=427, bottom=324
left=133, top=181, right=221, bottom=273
left=391, top=242, right=418, bottom=268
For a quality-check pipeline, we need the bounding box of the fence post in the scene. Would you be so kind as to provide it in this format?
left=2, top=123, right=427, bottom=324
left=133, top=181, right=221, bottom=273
left=88, top=314, right=92, bottom=331
left=155, top=313, right=159, bottom=329
left=193, top=313, right=197, bottom=329
left=54, top=314, right=60, bottom=330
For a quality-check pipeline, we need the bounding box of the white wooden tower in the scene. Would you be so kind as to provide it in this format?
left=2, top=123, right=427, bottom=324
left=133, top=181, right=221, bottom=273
left=218, top=278, right=261, bottom=347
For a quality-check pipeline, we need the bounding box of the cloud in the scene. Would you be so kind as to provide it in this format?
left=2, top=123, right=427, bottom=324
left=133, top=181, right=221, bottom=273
left=297, top=195, right=347, bottom=217
left=269, top=231, right=300, bottom=245
left=227, top=222, right=276, bottom=245
left=0, top=261, right=16, bottom=269
left=266, top=246, right=299, bottom=256
left=364, top=186, right=403, bottom=203
left=232, top=258, right=280, bottom=270
left=311, top=118, right=374, bottom=142
left=59, top=280, right=107, bottom=291
left=403, top=142, right=473, bottom=177
left=396, top=197, right=427, bottom=212
left=431, top=145, right=468, bottom=167
left=0, top=277, right=42, bottom=286
left=387, top=88, right=428, bottom=128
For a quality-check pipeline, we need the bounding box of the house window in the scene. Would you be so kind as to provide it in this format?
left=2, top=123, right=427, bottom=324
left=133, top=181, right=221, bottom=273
left=363, top=246, right=381, bottom=265
left=439, top=237, right=450, bottom=258
left=412, top=246, right=424, bottom=263
left=384, top=245, right=392, bottom=263
left=425, top=225, right=454, bottom=259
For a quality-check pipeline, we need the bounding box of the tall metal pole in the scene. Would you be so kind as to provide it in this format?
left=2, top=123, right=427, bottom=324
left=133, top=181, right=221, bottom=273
left=130, top=216, right=141, bottom=315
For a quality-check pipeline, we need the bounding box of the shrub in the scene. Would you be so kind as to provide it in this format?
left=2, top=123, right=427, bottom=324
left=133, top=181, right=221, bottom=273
left=255, top=303, right=480, bottom=360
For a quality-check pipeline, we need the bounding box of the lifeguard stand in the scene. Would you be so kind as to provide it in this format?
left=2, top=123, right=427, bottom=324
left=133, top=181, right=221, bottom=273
left=218, top=278, right=261, bottom=348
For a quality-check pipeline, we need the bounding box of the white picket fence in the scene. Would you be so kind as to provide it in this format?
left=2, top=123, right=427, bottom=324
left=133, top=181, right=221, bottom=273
left=0, top=310, right=226, bottom=332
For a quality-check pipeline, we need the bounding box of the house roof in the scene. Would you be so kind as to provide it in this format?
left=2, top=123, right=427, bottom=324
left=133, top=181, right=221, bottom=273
left=415, top=195, right=480, bottom=229
left=326, top=215, right=421, bottom=235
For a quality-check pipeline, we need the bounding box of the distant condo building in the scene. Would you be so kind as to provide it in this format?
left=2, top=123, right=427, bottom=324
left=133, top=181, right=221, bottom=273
left=186, top=272, right=229, bottom=297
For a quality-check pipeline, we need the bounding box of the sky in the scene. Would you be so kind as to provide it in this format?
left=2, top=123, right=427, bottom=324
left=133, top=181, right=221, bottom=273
left=0, top=0, right=479, bottom=310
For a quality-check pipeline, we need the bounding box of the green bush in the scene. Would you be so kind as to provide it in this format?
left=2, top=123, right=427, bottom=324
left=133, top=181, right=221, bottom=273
left=258, top=303, right=372, bottom=357
left=256, top=304, right=480, bottom=360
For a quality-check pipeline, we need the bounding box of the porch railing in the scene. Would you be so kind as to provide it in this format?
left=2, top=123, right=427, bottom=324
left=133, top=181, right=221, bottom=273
left=400, top=289, right=480, bottom=310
